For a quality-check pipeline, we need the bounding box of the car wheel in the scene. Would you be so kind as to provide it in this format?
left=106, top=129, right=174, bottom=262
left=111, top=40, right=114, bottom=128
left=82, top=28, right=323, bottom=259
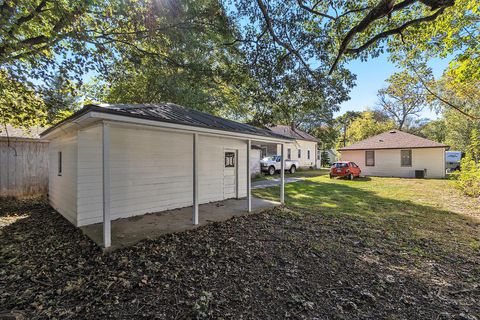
left=268, top=166, right=276, bottom=176
left=329, top=174, right=333, bottom=179
left=289, top=165, right=296, bottom=174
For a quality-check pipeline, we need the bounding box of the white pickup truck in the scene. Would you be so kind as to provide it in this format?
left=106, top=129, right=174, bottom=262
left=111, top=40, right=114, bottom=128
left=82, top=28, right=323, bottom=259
left=260, top=156, right=299, bottom=175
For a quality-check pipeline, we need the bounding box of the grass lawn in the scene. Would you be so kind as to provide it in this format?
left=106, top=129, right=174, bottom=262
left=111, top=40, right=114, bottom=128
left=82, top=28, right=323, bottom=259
left=1, top=173, right=479, bottom=319
left=252, top=168, right=330, bottom=182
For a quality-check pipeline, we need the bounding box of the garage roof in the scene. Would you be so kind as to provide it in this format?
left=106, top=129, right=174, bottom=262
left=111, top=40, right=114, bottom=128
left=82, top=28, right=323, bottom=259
left=41, top=103, right=293, bottom=140
left=268, top=125, right=318, bottom=142
left=338, top=130, right=448, bottom=151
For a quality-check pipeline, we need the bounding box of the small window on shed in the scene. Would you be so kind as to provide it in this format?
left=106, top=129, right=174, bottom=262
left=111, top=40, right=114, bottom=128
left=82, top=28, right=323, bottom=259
left=225, top=152, right=235, bottom=167
left=307, top=150, right=311, bottom=160
left=287, top=148, right=291, bottom=160
left=58, top=151, right=62, bottom=176
left=365, top=150, right=375, bottom=166
left=298, top=149, right=302, bottom=159
left=401, top=150, right=412, bottom=167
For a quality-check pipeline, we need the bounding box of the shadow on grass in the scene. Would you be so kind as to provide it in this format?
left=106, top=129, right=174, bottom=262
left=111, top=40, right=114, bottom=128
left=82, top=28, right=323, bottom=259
left=0, top=183, right=479, bottom=319
left=253, top=178, right=479, bottom=258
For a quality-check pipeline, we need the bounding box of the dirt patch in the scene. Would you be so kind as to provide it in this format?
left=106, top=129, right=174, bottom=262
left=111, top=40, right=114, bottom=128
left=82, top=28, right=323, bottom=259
left=0, top=200, right=479, bottom=319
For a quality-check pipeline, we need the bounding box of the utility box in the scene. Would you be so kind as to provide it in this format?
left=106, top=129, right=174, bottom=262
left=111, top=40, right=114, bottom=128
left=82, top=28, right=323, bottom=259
left=415, top=170, right=426, bottom=179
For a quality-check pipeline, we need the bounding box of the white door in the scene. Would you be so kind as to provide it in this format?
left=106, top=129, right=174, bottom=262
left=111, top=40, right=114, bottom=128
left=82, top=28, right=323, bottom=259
left=223, top=149, right=237, bottom=199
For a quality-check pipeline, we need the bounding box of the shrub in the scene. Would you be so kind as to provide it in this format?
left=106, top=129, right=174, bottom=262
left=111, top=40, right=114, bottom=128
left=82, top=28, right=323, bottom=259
left=454, top=129, right=480, bottom=197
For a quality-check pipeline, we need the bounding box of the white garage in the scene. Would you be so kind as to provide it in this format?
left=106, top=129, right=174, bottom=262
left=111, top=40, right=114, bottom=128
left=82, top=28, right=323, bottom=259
left=40, top=103, right=292, bottom=248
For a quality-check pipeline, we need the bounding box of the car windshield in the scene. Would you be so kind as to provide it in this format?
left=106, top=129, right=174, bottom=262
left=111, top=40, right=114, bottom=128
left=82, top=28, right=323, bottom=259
left=262, top=156, right=277, bottom=161
left=333, top=162, right=348, bottom=168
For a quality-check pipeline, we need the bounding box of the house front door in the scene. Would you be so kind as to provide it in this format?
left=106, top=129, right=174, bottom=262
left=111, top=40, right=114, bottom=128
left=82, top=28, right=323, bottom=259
left=223, top=149, right=237, bottom=199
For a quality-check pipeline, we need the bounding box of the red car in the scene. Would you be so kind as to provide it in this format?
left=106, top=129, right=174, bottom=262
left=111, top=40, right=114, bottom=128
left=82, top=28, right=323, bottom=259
left=330, top=161, right=361, bottom=180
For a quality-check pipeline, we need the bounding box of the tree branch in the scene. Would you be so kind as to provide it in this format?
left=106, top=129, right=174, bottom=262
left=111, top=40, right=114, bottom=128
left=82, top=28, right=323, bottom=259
left=296, top=0, right=335, bottom=20
left=256, top=0, right=316, bottom=78
left=410, top=67, right=480, bottom=121
left=328, top=0, right=454, bottom=75
left=345, top=7, right=446, bottom=55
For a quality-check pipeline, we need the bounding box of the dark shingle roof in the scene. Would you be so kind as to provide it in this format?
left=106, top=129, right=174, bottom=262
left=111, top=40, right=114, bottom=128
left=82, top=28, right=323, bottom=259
left=338, top=130, right=448, bottom=151
left=268, top=125, right=318, bottom=142
left=0, top=124, right=45, bottom=139
left=41, top=103, right=292, bottom=140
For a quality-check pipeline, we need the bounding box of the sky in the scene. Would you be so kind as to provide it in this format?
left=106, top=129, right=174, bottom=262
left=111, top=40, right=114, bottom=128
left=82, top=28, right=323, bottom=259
left=337, top=53, right=451, bottom=120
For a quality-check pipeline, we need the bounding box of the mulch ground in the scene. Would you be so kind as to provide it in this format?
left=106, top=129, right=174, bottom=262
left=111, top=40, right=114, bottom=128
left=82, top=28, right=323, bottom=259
left=0, top=199, right=479, bottom=319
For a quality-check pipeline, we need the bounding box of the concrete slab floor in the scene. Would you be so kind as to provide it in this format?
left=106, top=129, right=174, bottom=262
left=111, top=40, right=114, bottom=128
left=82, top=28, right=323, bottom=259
left=80, top=197, right=280, bottom=250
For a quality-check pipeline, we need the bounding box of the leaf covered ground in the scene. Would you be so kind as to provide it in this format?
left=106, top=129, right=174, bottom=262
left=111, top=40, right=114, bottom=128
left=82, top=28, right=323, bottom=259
left=0, top=174, right=479, bottom=319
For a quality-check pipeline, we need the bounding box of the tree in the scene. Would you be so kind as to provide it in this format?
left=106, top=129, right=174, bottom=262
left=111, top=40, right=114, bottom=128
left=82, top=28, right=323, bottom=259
left=42, top=72, right=81, bottom=124
left=0, top=70, right=46, bottom=131
left=227, top=0, right=456, bottom=77
left=417, top=119, right=446, bottom=143
left=454, top=129, right=480, bottom=197
left=342, top=111, right=396, bottom=147
left=1, top=0, right=253, bottom=126
left=91, top=0, right=251, bottom=118
left=335, top=111, right=362, bottom=147
left=377, top=70, right=426, bottom=130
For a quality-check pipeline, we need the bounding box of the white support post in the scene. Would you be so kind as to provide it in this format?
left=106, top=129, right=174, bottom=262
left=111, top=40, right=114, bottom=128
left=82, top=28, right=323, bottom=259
left=102, top=123, right=111, bottom=248
left=280, top=143, right=285, bottom=204
left=193, top=133, right=199, bottom=225
left=247, top=139, right=251, bottom=212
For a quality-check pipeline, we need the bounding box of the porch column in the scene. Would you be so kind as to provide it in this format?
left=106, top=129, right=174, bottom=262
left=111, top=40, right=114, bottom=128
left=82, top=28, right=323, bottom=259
left=193, top=133, right=199, bottom=225
left=247, top=139, right=251, bottom=212
left=280, top=143, right=285, bottom=204
left=102, top=122, right=111, bottom=248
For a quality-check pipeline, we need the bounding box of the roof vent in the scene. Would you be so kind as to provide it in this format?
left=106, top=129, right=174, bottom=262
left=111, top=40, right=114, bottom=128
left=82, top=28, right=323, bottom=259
left=389, top=130, right=396, bottom=133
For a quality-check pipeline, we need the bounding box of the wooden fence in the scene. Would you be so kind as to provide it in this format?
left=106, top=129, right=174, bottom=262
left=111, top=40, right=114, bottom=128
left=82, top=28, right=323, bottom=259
left=0, top=138, right=49, bottom=198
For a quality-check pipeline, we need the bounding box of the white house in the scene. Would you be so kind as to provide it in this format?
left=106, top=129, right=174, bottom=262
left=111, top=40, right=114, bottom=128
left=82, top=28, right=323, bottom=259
left=258, top=125, right=319, bottom=169
left=40, top=103, right=292, bottom=248
left=338, top=130, right=448, bottom=178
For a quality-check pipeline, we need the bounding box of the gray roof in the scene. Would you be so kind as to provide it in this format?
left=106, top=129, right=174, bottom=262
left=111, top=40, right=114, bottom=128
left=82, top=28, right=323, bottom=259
left=41, top=103, right=293, bottom=140
left=0, top=124, right=45, bottom=140
left=268, top=125, right=318, bottom=142
left=338, top=130, right=449, bottom=151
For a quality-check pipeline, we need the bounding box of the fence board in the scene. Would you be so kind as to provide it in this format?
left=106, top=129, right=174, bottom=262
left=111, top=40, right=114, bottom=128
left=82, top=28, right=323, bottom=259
left=0, top=139, right=49, bottom=198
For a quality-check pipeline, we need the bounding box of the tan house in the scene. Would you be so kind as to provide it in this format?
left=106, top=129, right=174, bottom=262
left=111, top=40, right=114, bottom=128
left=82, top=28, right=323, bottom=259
left=338, top=130, right=448, bottom=178
left=259, top=125, right=319, bottom=169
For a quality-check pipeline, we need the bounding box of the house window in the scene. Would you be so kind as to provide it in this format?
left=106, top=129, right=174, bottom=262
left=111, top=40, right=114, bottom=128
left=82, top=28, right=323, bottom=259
left=261, top=147, right=267, bottom=158
left=307, top=150, right=311, bottom=160
left=365, top=150, right=375, bottom=166
left=401, top=150, right=412, bottom=167
left=298, top=149, right=302, bottom=159
left=225, top=152, right=235, bottom=167
left=58, top=151, right=62, bottom=176
left=287, top=148, right=291, bottom=160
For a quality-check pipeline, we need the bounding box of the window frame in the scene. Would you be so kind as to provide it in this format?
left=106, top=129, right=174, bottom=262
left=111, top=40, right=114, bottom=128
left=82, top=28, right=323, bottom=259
left=365, top=150, right=375, bottom=167
left=58, top=151, right=63, bottom=176
left=287, top=148, right=291, bottom=160
left=261, top=147, right=268, bottom=159
left=298, top=149, right=302, bottom=159
left=400, top=149, right=412, bottom=167
left=307, top=150, right=311, bottom=160
left=225, top=152, right=235, bottom=168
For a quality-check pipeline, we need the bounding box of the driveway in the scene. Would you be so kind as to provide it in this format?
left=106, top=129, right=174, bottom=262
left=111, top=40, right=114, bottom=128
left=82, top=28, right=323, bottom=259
left=252, top=177, right=304, bottom=189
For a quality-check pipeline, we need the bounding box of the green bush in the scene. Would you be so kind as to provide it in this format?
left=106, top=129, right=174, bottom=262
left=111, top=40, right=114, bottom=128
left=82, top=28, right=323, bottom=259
left=454, top=129, right=480, bottom=197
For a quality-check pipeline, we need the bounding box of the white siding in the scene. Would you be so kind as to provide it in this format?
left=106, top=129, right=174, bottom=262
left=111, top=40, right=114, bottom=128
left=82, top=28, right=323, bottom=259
left=76, top=125, right=248, bottom=226
left=198, top=135, right=247, bottom=203
left=340, top=148, right=446, bottom=178
left=277, top=140, right=317, bottom=168
left=77, top=125, right=103, bottom=226
left=250, top=149, right=261, bottom=175
left=48, top=131, right=77, bottom=225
